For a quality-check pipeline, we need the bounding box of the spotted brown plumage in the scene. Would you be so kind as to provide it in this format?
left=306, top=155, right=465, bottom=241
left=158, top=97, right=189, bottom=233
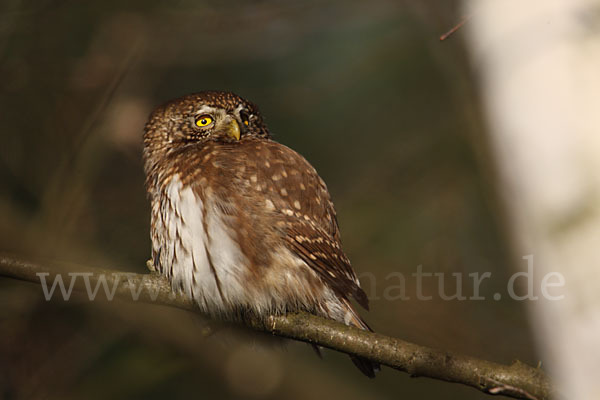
left=143, top=91, right=378, bottom=377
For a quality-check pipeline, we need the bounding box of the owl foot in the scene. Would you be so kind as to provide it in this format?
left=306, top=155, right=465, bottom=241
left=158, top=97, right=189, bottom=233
left=145, top=259, right=157, bottom=273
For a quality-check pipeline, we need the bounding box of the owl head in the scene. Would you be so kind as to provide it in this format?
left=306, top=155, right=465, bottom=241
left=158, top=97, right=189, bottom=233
left=144, top=91, right=271, bottom=158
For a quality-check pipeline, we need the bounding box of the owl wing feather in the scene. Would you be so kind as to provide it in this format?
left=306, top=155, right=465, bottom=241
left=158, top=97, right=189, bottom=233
left=242, top=140, right=370, bottom=310
left=284, top=218, right=369, bottom=310
left=207, top=139, right=369, bottom=309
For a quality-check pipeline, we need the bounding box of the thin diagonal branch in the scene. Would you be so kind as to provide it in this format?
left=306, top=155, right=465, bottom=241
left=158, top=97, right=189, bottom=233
left=0, top=253, right=555, bottom=400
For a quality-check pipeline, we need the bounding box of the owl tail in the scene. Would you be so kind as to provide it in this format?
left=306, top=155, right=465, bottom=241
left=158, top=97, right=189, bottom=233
left=341, top=298, right=381, bottom=378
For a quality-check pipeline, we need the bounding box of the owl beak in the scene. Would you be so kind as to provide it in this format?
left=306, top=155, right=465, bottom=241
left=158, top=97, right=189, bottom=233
left=227, top=119, right=241, bottom=141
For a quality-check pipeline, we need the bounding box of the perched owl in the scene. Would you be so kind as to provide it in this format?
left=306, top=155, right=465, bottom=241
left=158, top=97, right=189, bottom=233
left=143, top=91, right=378, bottom=377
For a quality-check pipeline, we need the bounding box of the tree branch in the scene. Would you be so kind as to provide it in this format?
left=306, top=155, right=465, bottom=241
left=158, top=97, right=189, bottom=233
left=0, top=253, right=554, bottom=400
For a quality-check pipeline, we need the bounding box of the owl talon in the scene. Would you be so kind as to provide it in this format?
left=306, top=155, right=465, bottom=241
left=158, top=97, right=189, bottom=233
left=145, top=259, right=157, bottom=273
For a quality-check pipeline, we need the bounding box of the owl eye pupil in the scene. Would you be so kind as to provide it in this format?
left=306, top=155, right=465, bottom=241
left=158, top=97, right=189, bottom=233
left=195, top=115, right=213, bottom=127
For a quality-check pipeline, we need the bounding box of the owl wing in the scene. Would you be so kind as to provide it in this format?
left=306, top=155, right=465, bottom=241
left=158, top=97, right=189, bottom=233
left=284, top=217, right=369, bottom=310
left=265, top=143, right=369, bottom=309
left=270, top=142, right=369, bottom=309
left=221, top=139, right=369, bottom=309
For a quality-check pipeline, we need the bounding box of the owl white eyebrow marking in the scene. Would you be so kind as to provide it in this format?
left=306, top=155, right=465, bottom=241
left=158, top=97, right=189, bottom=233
left=233, top=104, right=247, bottom=120
left=194, top=105, right=218, bottom=115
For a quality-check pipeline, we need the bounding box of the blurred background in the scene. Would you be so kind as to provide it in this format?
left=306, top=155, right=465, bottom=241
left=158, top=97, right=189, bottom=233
left=0, top=1, right=539, bottom=399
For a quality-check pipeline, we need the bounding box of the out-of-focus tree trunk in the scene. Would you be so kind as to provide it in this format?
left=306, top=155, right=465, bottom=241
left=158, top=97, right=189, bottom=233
left=464, top=1, right=600, bottom=399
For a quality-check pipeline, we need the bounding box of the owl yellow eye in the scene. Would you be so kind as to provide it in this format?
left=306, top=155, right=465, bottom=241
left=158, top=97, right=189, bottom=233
left=243, top=120, right=249, bottom=126
left=195, top=115, right=213, bottom=127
